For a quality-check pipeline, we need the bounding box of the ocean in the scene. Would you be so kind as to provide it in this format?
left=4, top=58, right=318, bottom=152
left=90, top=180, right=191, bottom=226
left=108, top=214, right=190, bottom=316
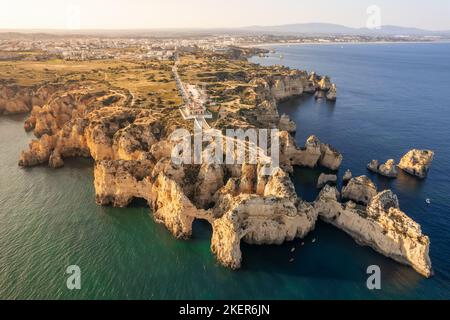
left=1, top=42, right=449, bottom=299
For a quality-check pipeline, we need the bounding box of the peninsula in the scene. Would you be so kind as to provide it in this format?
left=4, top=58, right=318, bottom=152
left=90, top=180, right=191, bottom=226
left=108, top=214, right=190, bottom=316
left=0, top=40, right=432, bottom=278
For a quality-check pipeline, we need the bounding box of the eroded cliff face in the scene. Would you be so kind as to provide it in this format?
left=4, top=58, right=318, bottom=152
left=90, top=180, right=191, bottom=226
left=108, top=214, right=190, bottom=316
left=342, top=176, right=378, bottom=205
left=0, top=85, right=34, bottom=115
left=15, top=58, right=431, bottom=278
left=0, top=83, right=86, bottom=116
left=268, top=71, right=309, bottom=101
left=278, top=132, right=343, bottom=173
left=211, top=168, right=317, bottom=269
left=315, top=186, right=432, bottom=278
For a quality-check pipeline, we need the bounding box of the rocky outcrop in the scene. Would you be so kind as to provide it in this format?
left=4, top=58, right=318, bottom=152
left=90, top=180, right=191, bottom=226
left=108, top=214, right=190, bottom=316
left=368, top=159, right=398, bottom=178
left=343, top=169, right=352, bottom=184
left=94, top=160, right=154, bottom=207
left=318, top=76, right=332, bottom=91
left=319, top=142, right=343, bottom=170
left=317, top=173, right=337, bottom=189
left=398, top=149, right=434, bottom=179
left=342, top=176, right=377, bottom=205
left=326, top=84, right=337, bottom=101
left=308, top=72, right=319, bottom=90
left=315, top=186, right=432, bottom=278
left=15, top=56, right=431, bottom=278
left=278, top=133, right=343, bottom=172
left=279, top=132, right=320, bottom=172
left=378, top=159, right=399, bottom=178
left=0, top=85, right=33, bottom=115
left=19, top=134, right=57, bottom=167
left=367, top=160, right=379, bottom=173
left=267, top=70, right=309, bottom=101
left=94, top=159, right=211, bottom=239
left=278, top=114, right=297, bottom=133
left=314, top=90, right=325, bottom=100
left=211, top=169, right=318, bottom=269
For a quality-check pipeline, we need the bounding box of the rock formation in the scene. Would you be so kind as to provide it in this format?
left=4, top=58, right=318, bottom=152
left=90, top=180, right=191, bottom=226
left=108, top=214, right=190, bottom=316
left=318, top=76, right=332, bottom=91
left=0, top=85, right=33, bottom=115
left=343, top=169, right=352, bottom=184
left=342, top=176, right=378, bottom=205
left=14, top=54, right=431, bottom=278
left=278, top=114, right=297, bottom=133
left=317, top=173, right=337, bottom=189
left=378, top=159, right=399, bottom=178
left=319, top=142, right=343, bottom=170
left=211, top=168, right=318, bottom=269
left=326, top=84, right=337, bottom=101
left=315, top=186, right=432, bottom=278
left=278, top=133, right=343, bottom=173
left=368, top=159, right=398, bottom=178
left=398, top=149, right=434, bottom=179
left=367, top=159, right=380, bottom=173
left=314, top=90, right=325, bottom=100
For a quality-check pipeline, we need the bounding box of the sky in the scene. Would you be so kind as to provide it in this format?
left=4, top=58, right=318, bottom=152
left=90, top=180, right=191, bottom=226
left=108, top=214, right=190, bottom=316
left=1, top=0, right=450, bottom=31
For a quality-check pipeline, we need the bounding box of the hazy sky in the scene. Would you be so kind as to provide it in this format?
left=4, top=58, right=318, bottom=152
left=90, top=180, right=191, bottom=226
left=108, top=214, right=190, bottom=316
left=1, top=0, right=450, bottom=30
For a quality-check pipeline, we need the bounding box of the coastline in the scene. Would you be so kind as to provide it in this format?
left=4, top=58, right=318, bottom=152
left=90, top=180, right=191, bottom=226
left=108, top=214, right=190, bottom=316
left=243, top=40, right=450, bottom=49
left=2, top=40, right=449, bottom=299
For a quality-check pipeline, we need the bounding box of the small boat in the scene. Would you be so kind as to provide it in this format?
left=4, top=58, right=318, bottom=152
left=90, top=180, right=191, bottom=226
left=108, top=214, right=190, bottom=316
left=289, top=258, right=295, bottom=263
left=426, top=198, right=431, bottom=205
left=301, top=242, right=305, bottom=246
left=312, top=238, right=317, bottom=244
left=291, top=247, right=296, bottom=253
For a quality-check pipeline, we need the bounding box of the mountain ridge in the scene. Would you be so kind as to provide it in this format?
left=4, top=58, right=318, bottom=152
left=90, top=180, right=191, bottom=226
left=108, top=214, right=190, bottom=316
left=241, top=22, right=450, bottom=36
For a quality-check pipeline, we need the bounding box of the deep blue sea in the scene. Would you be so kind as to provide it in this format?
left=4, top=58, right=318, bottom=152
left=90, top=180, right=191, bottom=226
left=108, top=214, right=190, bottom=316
left=1, top=42, right=449, bottom=299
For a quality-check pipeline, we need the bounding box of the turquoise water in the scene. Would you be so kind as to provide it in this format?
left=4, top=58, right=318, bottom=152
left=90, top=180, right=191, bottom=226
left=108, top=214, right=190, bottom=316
left=1, top=43, right=450, bottom=299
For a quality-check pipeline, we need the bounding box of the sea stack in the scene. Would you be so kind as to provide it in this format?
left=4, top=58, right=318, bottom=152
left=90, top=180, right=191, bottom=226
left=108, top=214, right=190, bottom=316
left=367, top=160, right=380, bottom=173
left=368, top=159, right=398, bottom=178
left=317, top=173, right=338, bottom=189
left=326, top=84, right=337, bottom=101
left=398, top=149, right=434, bottom=178
left=378, top=159, right=399, bottom=178
left=343, top=170, right=352, bottom=184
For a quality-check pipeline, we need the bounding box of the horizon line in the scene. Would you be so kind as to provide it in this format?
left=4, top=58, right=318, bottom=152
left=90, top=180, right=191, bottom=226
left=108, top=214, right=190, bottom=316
left=0, top=22, right=448, bottom=33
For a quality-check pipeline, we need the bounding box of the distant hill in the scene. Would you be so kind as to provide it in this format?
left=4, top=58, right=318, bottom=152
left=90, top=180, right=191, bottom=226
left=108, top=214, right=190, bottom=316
left=241, top=23, right=450, bottom=36
left=1, top=23, right=449, bottom=38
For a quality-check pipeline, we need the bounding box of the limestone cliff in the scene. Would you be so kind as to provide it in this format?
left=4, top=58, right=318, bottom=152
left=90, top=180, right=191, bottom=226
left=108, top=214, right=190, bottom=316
left=211, top=169, right=317, bottom=269
left=278, top=133, right=343, bottom=172
left=342, top=176, right=378, bottom=205
left=315, top=186, right=432, bottom=278
left=317, top=173, right=337, bottom=189
left=0, top=85, right=33, bottom=115
left=15, top=56, right=431, bottom=278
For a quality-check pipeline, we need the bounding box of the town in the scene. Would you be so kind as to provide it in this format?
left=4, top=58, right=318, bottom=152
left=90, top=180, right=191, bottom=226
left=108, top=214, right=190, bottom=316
left=0, top=31, right=442, bottom=62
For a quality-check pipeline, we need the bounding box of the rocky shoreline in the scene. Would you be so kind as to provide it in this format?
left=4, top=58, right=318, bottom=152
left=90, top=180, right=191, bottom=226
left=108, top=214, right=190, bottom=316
left=1, top=52, right=432, bottom=277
